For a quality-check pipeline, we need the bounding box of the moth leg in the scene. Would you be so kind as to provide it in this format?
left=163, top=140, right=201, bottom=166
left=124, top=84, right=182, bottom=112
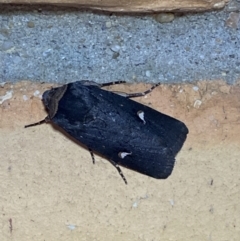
left=100, top=81, right=126, bottom=87
left=109, top=160, right=128, bottom=185
left=121, top=83, right=161, bottom=98
left=88, top=148, right=95, bottom=164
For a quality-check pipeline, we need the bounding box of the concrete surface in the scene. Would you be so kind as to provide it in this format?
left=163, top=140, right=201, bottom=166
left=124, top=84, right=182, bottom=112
left=0, top=4, right=240, bottom=84
left=0, top=81, right=240, bottom=240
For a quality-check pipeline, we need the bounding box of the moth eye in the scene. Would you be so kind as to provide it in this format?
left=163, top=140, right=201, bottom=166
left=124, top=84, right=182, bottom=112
left=118, top=152, right=132, bottom=159
left=137, top=110, right=146, bottom=124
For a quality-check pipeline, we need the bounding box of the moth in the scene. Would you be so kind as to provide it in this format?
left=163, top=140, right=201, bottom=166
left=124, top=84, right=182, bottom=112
left=25, top=81, right=188, bottom=184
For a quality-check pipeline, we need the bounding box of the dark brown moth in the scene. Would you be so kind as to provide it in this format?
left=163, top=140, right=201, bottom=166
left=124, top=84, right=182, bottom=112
left=26, top=81, right=188, bottom=184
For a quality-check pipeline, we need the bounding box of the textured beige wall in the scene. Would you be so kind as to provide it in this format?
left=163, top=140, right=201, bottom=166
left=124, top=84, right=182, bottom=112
left=0, top=81, right=240, bottom=240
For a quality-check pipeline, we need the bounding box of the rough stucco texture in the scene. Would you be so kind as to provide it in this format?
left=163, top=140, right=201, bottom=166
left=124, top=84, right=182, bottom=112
left=0, top=80, right=240, bottom=241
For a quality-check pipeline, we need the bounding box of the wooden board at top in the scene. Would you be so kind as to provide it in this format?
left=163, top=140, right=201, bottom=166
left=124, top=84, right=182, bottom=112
left=0, top=0, right=229, bottom=12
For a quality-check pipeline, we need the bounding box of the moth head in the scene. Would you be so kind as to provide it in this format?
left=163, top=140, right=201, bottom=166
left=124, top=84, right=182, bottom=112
left=42, top=85, right=68, bottom=119
left=42, top=89, right=51, bottom=110
left=25, top=84, right=68, bottom=128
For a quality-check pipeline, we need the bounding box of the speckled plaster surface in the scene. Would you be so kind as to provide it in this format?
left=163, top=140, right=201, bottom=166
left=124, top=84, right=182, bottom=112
left=0, top=81, right=240, bottom=240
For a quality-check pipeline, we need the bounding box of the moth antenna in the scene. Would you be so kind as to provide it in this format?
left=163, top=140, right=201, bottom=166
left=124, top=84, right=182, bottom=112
left=25, top=118, right=48, bottom=128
